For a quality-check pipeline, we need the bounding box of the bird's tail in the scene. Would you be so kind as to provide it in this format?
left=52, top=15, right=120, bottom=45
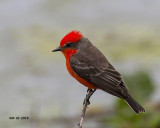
left=125, top=95, right=145, bottom=113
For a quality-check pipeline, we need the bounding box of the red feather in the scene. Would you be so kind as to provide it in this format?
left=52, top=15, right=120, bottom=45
left=60, top=30, right=83, bottom=47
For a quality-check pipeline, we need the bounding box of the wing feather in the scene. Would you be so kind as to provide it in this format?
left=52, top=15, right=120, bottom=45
left=69, top=44, right=128, bottom=99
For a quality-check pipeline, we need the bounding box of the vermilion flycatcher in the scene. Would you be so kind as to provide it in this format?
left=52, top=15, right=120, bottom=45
left=52, top=30, right=145, bottom=113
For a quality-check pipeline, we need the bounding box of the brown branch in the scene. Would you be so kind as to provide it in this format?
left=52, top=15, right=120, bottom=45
left=78, top=89, right=96, bottom=128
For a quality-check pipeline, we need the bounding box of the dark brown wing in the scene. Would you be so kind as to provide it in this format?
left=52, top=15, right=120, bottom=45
left=69, top=44, right=129, bottom=99
left=90, top=64, right=129, bottom=98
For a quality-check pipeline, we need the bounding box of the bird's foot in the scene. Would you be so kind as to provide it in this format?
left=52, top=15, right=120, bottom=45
left=83, top=98, right=90, bottom=105
left=83, top=89, right=96, bottom=105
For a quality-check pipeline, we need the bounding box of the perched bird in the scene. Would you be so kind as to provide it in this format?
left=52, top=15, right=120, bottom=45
left=52, top=30, right=145, bottom=113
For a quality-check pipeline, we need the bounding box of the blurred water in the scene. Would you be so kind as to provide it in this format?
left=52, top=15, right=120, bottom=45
left=1, top=0, right=160, bottom=28
left=0, top=0, right=160, bottom=128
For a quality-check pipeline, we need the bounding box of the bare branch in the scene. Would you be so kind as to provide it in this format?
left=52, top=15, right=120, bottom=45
left=78, top=89, right=96, bottom=128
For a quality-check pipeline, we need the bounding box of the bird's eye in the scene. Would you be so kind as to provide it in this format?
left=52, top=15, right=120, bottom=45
left=66, top=43, right=72, bottom=47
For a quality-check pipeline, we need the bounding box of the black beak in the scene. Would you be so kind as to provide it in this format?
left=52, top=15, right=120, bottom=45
left=52, top=47, right=62, bottom=52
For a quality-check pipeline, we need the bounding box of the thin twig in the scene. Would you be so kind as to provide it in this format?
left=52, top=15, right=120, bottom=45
left=78, top=89, right=96, bottom=128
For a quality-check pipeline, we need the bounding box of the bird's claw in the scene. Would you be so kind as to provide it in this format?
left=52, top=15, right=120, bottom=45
left=83, top=99, right=90, bottom=105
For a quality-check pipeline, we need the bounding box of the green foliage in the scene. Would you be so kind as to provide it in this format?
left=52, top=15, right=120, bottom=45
left=103, top=71, right=160, bottom=128
left=124, top=71, right=154, bottom=102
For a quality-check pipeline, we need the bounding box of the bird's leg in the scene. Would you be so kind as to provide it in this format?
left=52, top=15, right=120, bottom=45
left=78, top=89, right=96, bottom=128
left=83, top=89, right=96, bottom=105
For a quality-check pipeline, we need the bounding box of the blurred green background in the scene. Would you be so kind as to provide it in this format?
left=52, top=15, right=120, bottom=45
left=0, top=0, right=160, bottom=128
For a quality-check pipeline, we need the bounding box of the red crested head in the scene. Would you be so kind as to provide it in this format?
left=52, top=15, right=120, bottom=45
left=60, top=30, right=83, bottom=47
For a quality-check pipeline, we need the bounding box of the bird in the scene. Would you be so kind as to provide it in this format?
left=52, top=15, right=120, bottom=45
left=52, top=30, right=145, bottom=113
